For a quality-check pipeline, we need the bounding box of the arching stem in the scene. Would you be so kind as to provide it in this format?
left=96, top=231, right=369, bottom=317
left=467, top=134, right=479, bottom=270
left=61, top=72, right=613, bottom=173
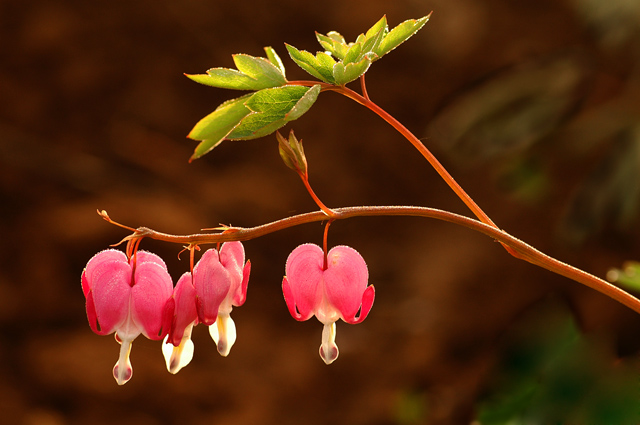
left=108, top=205, right=640, bottom=315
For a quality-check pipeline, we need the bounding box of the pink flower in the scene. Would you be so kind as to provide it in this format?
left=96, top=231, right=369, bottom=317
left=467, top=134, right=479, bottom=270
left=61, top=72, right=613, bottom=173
left=282, top=243, right=375, bottom=364
left=193, top=241, right=251, bottom=357
left=162, top=271, right=198, bottom=374
left=81, top=249, right=174, bottom=385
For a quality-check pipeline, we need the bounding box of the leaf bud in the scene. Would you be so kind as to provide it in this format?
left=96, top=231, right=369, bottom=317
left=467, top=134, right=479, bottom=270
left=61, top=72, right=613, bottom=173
left=276, top=130, right=307, bottom=175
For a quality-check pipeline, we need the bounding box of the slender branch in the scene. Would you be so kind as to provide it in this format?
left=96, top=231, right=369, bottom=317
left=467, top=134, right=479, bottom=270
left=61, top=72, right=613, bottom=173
left=359, top=74, right=370, bottom=101
left=119, top=205, right=640, bottom=315
left=289, top=80, right=520, bottom=259
left=299, top=172, right=337, bottom=218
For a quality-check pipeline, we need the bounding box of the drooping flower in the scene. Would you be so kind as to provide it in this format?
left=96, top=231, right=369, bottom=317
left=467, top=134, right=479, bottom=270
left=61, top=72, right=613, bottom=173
left=193, top=241, right=251, bottom=356
left=282, top=243, right=375, bottom=364
left=81, top=249, right=174, bottom=385
left=162, top=271, right=198, bottom=374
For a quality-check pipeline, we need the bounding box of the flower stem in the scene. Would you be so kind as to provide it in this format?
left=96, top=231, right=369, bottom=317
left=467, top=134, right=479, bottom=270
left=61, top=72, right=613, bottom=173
left=288, top=80, right=519, bottom=257
left=116, top=205, right=640, bottom=315
left=322, top=220, right=333, bottom=270
left=300, top=172, right=337, bottom=218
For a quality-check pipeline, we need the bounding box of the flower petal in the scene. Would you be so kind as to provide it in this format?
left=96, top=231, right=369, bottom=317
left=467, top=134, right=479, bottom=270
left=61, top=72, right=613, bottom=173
left=162, top=324, right=195, bottom=374
left=135, top=250, right=168, bottom=270
left=220, top=242, right=247, bottom=308
left=284, top=243, right=324, bottom=319
left=319, top=322, right=339, bottom=365
left=88, top=257, right=132, bottom=335
left=323, top=245, right=369, bottom=321
left=194, top=248, right=232, bottom=326
left=167, top=272, right=198, bottom=346
left=209, top=313, right=236, bottom=357
left=232, top=260, right=251, bottom=307
left=113, top=336, right=134, bottom=385
left=130, top=260, right=174, bottom=340
left=84, top=289, right=105, bottom=335
left=344, top=285, right=375, bottom=324
left=83, top=249, right=128, bottom=291
left=282, top=276, right=312, bottom=321
left=219, top=241, right=245, bottom=270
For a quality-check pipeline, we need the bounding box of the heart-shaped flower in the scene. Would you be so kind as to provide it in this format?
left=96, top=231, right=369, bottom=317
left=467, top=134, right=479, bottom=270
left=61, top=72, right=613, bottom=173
left=282, top=243, right=374, bottom=364
left=194, top=241, right=251, bottom=356
left=82, top=249, right=174, bottom=384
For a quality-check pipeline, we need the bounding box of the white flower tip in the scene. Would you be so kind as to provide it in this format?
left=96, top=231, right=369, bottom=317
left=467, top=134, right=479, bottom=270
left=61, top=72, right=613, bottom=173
left=319, top=322, right=339, bottom=365
left=210, top=314, right=237, bottom=357
left=113, top=363, right=132, bottom=385
left=319, top=343, right=339, bottom=365
left=162, top=335, right=195, bottom=374
left=113, top=338, right=133, bottom=385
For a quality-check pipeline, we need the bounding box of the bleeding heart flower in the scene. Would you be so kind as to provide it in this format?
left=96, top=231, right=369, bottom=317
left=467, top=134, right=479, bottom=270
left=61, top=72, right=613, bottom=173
left=162, top=271, right=198, bottom=374
left=193, top=241, right=251, bottom=357
left=282, top=243, right=375, bottom=364
left=81, top=249, right=174, bottom=385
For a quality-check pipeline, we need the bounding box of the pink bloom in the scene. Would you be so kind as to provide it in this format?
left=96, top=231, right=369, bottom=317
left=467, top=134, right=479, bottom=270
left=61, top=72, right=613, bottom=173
left=162, top=272, right=198, bottom=374
left=81, top=249, right=174, bottom=385
left=193, top=241, right=251, bottom=357
left=282, top=243, right=375, bottom=364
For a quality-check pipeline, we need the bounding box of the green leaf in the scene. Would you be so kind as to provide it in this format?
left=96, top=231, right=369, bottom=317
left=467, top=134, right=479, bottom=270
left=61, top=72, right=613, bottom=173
left=187, top=94, right=253, bottom=160
left=375, top=14, right=431, bottom=58
left=333, top=56, right=372, bottom=85
left=360, top=26, right=385, bottom=60
left=359, top=15, right=388, bottom=57
left=316, top=32, right=349, bottom=60
left=232, top=54, right=287, bottom=87
left=327, top=31, right=347, bottom=44
left=228, top=85, right=321, bottom=139
left=186, top=70, right=258, bottom=90
left=185, top=52, right=286, bottom=91
left=364, top=15, right=388, bottom=40
left=342, top=42, right=363, bottom=64
left=285, top=44, right=336, bottom=84
left=264, top=46, right=286, bottom=78
left=337, top=18, right=386, bottom=65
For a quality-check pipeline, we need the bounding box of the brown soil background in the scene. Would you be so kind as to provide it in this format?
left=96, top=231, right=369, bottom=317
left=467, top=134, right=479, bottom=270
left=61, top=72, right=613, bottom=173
left=2, top=0, right=640, bottom=424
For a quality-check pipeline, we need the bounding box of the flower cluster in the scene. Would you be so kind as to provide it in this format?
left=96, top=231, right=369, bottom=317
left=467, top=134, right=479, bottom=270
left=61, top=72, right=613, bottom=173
left=81, top=241, right=374, bottom=383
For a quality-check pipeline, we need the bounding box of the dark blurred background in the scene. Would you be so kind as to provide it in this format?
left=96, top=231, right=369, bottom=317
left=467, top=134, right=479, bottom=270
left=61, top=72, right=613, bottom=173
left=2, top=0, right=640, bottom=424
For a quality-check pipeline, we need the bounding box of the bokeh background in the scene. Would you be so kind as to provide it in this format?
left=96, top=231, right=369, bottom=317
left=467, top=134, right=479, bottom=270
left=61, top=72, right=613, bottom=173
left=2, top=0, right=640, bottom=424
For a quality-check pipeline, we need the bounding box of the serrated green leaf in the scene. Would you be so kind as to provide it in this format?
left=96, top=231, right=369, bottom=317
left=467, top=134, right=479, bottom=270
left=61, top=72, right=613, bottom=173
left=316, top=51, right=336, bottom=74
left=232, top=54, right=287, bottom=87
left=343, top=42, right=363, bottom=64
left=186, top=70, right=259, bottom=90
left=186, top=52, right=286, bottom=91
left=285, top=44, right=336, bottom=83
left=375, top=14, right=430, bottom=58
left=333, top=57, right=372, bottom=85
left=316, top=32, right=349, bottom=60
left=360, top=26, right=386, bottom=58
left=285, top=44, right=326, bottom=81
left=361, top=15, right=388, bottom=56
left=285, top=84, right=321, bottom=120
left=187, top=94, right=253, bottom=160
left=227, top=85, right=321, bottom=139
left=327, top=31, right=346, bottom=44
left=364, top=15, right=388, bottom=40
left=264, top=46, right=286, bottom=77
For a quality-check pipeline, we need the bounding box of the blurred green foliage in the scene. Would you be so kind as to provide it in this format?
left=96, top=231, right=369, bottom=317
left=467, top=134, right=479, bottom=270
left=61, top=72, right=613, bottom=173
left=608, top=261, right=640, bottom=293
left=474, top=304, right=640, bottom=425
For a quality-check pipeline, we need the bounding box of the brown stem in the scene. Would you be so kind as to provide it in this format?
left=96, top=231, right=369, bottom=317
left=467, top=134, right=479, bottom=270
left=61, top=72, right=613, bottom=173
left=287, top=80, right=518, bottom=257
left=120, top=205, right=640, bottom=314
left=322, top=220, right=333, bottom=270
left=299, top=172, right=337, bottom=218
